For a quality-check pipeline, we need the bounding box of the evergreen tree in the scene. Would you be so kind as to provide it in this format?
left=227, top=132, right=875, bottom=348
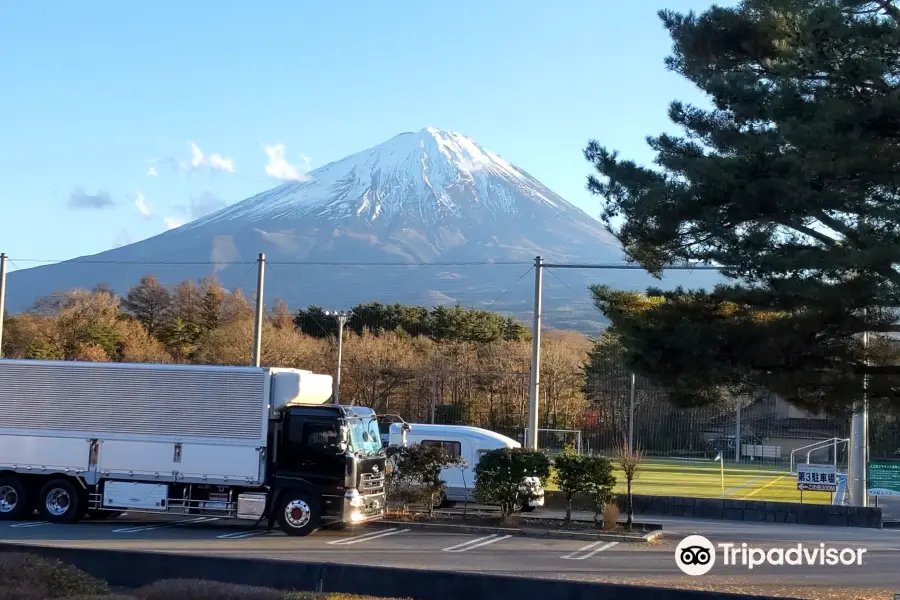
left=583, top=0, right=900, bottom=414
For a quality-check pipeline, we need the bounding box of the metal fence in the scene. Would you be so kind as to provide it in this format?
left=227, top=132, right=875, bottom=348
left=348, top=354, right=900, bottom=468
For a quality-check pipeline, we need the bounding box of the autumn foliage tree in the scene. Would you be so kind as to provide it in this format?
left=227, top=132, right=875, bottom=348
left=1, top=274, right=591, bottom=435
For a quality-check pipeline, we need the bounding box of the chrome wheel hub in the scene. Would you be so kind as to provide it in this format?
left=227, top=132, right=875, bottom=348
left=45, top=489, right=71, bottom=516
left=284, top=499, right=311, bottom=528
left=0, top=485, right=18, bottom=513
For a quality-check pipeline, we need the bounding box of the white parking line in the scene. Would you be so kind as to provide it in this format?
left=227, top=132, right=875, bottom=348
left=442, top=534, right=513, bottom=553
left=112, top=517, right=219, bottom=533
left=216, top=529, right=271, bottom=540
left=561, top=540, right=618, bottom=560
left=327, top=528, right=411, bottom=545
left=9, top=521, right=50, bottom=528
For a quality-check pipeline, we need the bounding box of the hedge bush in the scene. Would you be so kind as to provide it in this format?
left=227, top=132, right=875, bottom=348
left=473, top=447, right=551, bottom=518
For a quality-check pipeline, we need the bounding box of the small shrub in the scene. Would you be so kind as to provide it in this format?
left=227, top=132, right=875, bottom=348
left=384, top=443, right=462, bottom=515
left=135, top=579, right=284, bottom=600
left=473, top=447, right=551, bottom=519
left=552, top=446, right=593, bottom=523
left=581, top=455, right=616, bottom=525
left=0, top=552, right=109, bottom=598
left=602, top=503, right=620, bottom=531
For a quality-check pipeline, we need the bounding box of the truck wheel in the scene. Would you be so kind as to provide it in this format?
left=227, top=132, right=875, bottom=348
left=37, top=479, right=83, bottom=524
left=0, top=476, right=31, bottom=521
left=276, top=492, right=319, bottom=537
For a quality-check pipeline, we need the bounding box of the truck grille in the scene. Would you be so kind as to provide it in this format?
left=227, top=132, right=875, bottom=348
left=360, top=472, right=384, bottom=495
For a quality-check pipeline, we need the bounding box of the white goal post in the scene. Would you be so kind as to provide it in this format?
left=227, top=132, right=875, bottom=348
left=789, top=437, right=849, bottom=474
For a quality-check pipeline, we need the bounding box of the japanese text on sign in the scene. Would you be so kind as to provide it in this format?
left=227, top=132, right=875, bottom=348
left=796, top=464, right=837, bottom=492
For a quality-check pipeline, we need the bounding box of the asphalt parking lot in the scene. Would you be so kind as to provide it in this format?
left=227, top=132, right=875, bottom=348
left=1, top=514, right=898, bottom=595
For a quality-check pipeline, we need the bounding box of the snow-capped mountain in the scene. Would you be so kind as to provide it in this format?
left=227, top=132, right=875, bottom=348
left=5, top=128, right=722, bottom=329
left=181, top=127, right=621, bottom=265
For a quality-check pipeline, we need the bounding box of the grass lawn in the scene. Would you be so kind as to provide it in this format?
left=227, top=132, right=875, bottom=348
left=547, top=458, right=833, bottom=504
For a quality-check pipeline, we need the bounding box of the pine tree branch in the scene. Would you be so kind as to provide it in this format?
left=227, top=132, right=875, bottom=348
left=813, top=209, right=900, bottom=284
left=873, top=0, right=900, bottom=23
left=777, top=220, right=837, bottom=247
left=813, top=210, right=858, bottom=242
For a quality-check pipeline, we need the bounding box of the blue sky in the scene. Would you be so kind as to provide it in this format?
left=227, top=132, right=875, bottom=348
left=0, top=0, right=722, bottom=270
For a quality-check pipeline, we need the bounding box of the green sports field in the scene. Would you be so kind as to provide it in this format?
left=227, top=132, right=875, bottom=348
left=549, top=458, right=834, bottom=504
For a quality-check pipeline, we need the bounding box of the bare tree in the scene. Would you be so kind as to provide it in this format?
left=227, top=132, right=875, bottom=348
left=615, top=441, right=644, bottom=530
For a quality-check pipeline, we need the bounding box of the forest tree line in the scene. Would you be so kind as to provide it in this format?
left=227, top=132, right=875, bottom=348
left=0, top=275, right=603, bottom=435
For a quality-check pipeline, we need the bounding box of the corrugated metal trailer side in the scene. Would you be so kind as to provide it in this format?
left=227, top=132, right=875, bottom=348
left=0, top=359, right=272, bottom=486
left=0, top=359, right=270, bottom=444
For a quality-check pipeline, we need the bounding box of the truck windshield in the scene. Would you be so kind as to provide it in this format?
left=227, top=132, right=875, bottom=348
left=347, top=416, right=382, bottom=456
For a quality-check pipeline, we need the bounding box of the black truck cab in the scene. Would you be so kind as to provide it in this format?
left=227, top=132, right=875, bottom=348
left=267, top=403, right=386, bottom=535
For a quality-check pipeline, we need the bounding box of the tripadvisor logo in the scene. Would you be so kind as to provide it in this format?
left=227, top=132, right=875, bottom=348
left=675, top=535, right=867, bottom=576
left=675, top=535, right=716, bottom=575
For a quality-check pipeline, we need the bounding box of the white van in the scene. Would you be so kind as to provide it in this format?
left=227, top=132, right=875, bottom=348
left=386, top=422, right=544, bottom=511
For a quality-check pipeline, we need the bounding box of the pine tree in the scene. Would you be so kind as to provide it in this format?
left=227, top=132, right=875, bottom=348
left=583, top=0, right=900, bottom=414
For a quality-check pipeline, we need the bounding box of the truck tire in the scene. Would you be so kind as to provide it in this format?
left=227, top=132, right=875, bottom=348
left=37, top=479, right=84, bottom=524
left=276, top=491, right=320, bottom=537
left=0, top=476, right=31, bottom=521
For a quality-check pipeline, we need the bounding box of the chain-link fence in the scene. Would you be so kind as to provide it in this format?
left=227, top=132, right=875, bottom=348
left=345, top=351, right=900, bottom=472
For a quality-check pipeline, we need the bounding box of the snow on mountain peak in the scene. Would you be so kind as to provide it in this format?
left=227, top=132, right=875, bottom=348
left=189, top=127, right=571, bottom=230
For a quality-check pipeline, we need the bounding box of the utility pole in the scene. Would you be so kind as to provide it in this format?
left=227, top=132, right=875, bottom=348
left=324, top=310, right=349, bottom=404
left=430, top=373, right=438, bottom=424
left=850, top=311, right=869, bottom=506
left=628, top=372, right=635, bottom=453
left=0, top=253, right=6, bottom=358
left=735, top=398, right=742, bottom=463
left=526, top=256, right=543, bottom=450
left=251, top=252, right=265, bottom=368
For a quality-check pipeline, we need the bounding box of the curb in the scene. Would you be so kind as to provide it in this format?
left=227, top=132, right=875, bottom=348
left=370, top=518, right=662, bottom=542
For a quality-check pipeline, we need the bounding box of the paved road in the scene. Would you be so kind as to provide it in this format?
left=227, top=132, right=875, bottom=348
left=1, top=513, right=898, bottom=598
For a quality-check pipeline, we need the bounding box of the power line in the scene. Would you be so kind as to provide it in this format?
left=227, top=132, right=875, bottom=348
left=544, top=267, right=596, bottom=309
left=542, top=262, right=722, bottom=270
left=8, top=257, right=725, bottom=270
left=8, top=258, right=534, bottom=267
left=485, top=266, right=534, bottom=309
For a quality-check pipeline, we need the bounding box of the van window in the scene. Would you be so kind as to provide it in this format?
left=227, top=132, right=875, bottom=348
left=421, top=439, right=462, bottom=459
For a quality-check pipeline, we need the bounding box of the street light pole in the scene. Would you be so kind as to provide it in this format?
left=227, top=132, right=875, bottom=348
left=324, top=310, right=349, bottom=404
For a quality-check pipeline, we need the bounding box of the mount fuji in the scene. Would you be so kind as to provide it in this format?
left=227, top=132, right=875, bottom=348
left=5, top=128, right=722, bottom=330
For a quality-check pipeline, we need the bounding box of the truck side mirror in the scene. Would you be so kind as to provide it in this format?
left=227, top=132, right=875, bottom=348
left=339, top=425, right=349, bottom=451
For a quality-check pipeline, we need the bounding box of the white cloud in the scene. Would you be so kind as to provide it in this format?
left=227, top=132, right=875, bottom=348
left=264, top=143, right=311, bottom=181
left=163, top=216, right=186, bottom=230
left=190, top=142, right=235, bottom=173
left=134, top=192, right=152, bottom=219
left=144, top=143, right=235, bottom=178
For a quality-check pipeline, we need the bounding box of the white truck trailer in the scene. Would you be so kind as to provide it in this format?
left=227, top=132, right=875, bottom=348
left=0, top=359, right=386, bottom=536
